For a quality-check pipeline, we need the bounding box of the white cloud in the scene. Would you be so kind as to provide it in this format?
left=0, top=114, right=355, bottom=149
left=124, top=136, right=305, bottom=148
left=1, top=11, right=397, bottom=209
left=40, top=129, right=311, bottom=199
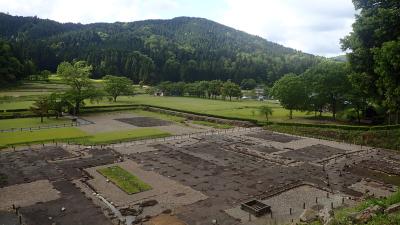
left=0, top=0, right=180, bottom=23
left=216, top=0, right=355, bottom=56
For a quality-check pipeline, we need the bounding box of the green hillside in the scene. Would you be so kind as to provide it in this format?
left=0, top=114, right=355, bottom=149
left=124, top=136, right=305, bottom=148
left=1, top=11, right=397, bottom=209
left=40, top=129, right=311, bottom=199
left=0, top=13, right=320, bottom=85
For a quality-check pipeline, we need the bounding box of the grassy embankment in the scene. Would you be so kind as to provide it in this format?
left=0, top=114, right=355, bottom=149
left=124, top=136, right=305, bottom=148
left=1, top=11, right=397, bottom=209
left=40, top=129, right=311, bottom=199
left=97, top=166, right=152, bottom=194
left=265, top=125, right=400, bottom=151
left=308, top=190, right=400, bottom=225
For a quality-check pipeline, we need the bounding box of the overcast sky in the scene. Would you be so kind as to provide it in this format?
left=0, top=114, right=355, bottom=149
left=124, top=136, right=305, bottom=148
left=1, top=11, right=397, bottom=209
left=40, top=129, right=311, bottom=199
left=0, top=0, right=356, bottom=57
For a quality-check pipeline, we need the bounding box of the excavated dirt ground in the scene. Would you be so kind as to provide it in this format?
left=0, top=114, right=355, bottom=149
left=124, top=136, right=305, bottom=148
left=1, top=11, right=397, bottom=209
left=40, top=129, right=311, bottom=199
left=115, top=117, right=173, bottom=127
left=1, top=126, right=400, bottom=225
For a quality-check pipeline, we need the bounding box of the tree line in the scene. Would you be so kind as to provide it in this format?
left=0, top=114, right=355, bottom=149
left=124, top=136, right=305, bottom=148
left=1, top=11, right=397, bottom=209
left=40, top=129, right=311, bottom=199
left=153, top=79, right=242, bottom=101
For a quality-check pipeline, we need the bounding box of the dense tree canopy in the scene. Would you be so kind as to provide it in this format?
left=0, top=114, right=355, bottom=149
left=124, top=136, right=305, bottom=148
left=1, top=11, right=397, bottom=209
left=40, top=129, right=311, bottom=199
left=271, top=73, right=307, bottom=119
left=302, top=61, right=351, bottom=120
left=341, top=0, right=400, bottom=123
left=0, top=13, right=320, bottom=85
left=103, top=75, right=134, bottom=102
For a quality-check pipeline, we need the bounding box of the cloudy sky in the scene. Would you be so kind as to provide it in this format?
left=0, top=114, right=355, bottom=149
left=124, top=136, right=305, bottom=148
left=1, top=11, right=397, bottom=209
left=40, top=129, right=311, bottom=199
left=0, top=0, right=356, bottom=56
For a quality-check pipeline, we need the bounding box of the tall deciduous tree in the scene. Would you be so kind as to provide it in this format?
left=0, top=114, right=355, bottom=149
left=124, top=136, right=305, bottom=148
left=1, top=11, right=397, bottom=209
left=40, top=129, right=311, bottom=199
left=30, top=96, right=49, bottom=123
left=301, top=61, right=351, bottom=120
left=103, top=75, right=134, bottom=102
left=57, top=61, right=100, bottom=115
left=271, top=73, right=307, bottom=119
left=221, top=80, right=242, bottom=101
left=259, top=105, right=273, bottom=121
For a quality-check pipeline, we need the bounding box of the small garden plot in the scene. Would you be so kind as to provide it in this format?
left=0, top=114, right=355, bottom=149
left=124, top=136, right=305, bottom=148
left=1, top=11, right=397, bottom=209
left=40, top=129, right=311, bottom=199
left=97, top=166, right=152, bottom=194
left=191, top=120, right=234, bottom=129
left=246, top=131, right=300, bottom=143
left=115, top=117, right=172, bottom=127
left=280, top=144, right=346, bottom=162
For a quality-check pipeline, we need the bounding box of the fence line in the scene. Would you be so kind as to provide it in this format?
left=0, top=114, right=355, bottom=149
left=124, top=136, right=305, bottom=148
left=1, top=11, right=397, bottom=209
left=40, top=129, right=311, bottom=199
left=0, top=118, right=93, bottom=133
left=6, top=126, right=262, bottom=152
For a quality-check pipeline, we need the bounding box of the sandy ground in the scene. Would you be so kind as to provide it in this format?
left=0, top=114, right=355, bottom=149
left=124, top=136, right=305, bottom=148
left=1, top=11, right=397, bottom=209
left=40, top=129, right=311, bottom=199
left=145, top=214, right=187, bottom=225
left=0, top=180, right=60, bottom=210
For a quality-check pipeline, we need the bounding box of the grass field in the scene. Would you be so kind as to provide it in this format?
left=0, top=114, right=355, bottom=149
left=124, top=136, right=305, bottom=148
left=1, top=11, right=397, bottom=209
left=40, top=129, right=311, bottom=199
left=0, top=127, right=89, bottom=148
left=84, top=95, right=323, bottom=123
left=191, top=120, right=234, bottom=129
left=97, top=166, right=152, bottom=194
left=74, top=128, right=171, bottom=145
left=0, top=117, right=70, bottom=130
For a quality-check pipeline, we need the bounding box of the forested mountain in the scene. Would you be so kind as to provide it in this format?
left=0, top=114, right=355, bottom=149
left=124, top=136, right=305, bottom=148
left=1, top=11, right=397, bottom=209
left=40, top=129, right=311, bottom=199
left=0, top=13, right=320, bottom=84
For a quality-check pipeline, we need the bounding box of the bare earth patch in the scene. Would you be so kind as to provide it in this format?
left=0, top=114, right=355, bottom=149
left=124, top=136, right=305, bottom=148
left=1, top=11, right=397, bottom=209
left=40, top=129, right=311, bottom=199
left=0, top=180, right=60, bottom=210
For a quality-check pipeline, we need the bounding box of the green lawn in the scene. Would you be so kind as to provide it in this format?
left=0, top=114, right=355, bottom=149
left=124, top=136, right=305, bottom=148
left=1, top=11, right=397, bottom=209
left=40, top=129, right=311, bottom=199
left=192, top=120, right=234, bottom=129
left=97, top=166, right=151, bottom=194
left=84, top=95, right=329, bottom=123
left=74, top=128, right=171, bottom=145
left=0, top=101, right=35, bottom=110
left=0, top=117, right=70, bottom=130
left=0, top=127, right=89, bottom=148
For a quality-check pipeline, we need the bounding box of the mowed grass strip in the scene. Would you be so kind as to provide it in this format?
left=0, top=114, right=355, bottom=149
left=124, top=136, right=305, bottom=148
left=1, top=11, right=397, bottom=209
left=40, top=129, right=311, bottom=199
left=0, top=117, right=70, bottom=130
left=75, top=128, right=171, bottom=145
left=0, top=127, right=89, bottom=148
left=97, top=166, right=151, bottom=194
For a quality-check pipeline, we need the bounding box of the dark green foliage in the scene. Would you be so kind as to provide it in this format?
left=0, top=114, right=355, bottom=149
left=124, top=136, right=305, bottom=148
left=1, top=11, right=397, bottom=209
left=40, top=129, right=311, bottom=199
left=271, top=73, right=307, bottom=119
left=0, top=39, right=25, bottom=85
left=302, top=60, right=352, bottom=120
left=0, top=14, right=319, bottom=84
left=221, top=80, right=242, bottom=101
left=103, top=75, right=134, bottom=102
left=341, top=0, right=400, bottom=123
left=240, top=78, right=257, bottom=90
